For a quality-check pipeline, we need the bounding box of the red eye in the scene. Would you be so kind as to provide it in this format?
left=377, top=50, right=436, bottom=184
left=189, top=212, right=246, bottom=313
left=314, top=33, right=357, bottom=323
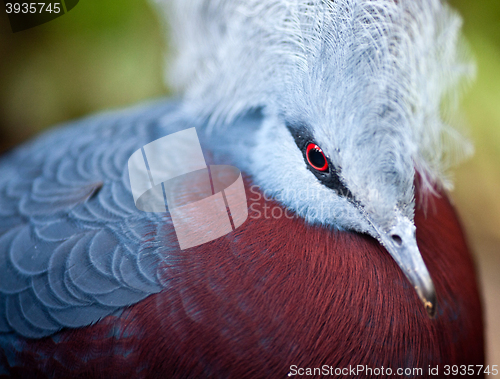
left=306, top=143, right=328, bottom=172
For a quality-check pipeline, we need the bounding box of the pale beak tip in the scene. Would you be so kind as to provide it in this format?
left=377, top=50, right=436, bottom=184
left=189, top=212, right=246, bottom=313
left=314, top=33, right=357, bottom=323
left=422, top=286, right=438, bottom=319
left=425, top=298, right=437, bottom=318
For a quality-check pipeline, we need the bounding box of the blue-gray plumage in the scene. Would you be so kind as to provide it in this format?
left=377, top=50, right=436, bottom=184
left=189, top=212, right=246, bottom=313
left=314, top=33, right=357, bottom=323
left=0, top=101, right=184, bottom=338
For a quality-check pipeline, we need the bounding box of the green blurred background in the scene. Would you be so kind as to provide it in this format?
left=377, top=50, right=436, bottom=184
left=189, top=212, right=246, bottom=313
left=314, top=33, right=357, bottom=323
left=0, top=0, right=499, bottom=365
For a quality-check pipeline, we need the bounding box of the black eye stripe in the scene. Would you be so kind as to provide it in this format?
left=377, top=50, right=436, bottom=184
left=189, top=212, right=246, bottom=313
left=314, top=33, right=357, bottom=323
left=286, top=123, right=355, bottom=200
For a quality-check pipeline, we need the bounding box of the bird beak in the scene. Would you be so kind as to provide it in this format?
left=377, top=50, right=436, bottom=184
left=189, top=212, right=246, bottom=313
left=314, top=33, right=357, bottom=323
left=371, top=213, right=437, bottom=318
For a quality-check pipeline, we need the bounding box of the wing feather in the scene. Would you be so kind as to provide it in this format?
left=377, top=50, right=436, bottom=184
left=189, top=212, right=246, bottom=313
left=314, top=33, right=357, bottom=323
left=0, top=100, right=183, bottom=338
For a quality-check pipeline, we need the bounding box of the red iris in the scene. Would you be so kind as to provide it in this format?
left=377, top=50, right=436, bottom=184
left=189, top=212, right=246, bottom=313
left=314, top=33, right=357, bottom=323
left=306, top=143, right=328, bottom=172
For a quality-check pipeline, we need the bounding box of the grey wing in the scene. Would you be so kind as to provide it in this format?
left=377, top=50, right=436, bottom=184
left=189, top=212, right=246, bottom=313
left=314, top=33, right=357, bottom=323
left=0, top=99, right=184, bottom=338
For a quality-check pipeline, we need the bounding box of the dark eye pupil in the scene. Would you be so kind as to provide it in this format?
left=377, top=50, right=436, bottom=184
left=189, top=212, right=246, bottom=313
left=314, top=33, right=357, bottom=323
left=309, top=149, right=325, bottom=168
left=306, top=143, right=328, bottom=171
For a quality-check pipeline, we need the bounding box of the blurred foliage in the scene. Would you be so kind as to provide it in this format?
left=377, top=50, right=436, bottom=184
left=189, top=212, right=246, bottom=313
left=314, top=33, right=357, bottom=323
left=448, top=0, right=500, bottom=245
left=0, top=0, right=166, bottom=151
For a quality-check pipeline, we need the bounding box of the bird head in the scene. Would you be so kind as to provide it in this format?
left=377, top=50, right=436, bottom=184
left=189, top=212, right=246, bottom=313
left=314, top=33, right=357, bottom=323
left=158, top=0, right=475, bottom=317
left=250, top=80, right=434, bottom=316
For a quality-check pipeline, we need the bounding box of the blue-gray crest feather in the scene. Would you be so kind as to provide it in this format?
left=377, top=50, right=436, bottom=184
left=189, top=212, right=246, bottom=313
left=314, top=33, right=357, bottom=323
left=155, top=0, right=474, bottom=192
